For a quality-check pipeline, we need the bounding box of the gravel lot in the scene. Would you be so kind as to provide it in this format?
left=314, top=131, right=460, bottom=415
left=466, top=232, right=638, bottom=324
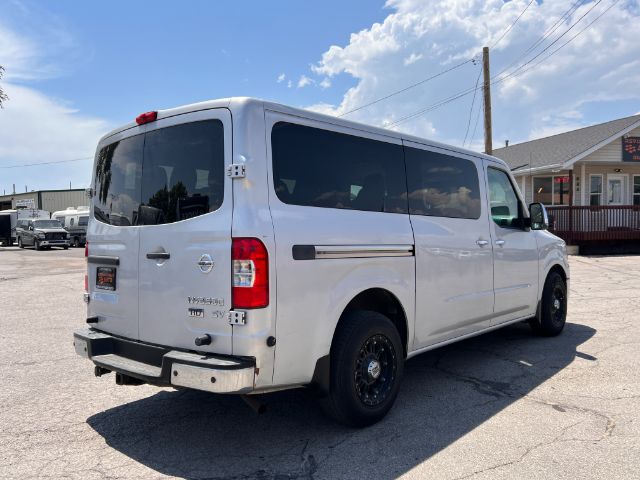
left=0, top=246, right=638, bottom=479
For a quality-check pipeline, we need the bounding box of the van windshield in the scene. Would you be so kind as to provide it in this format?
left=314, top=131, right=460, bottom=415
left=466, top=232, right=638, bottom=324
left=93, top=120, right=225, bottom=226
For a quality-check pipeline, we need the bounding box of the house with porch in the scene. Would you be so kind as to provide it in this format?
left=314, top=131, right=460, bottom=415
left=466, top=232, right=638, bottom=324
left=493, top=114, right=640, bottom=252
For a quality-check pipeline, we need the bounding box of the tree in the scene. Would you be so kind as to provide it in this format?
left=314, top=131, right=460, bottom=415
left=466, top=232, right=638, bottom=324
left=0, top=66, right=8, bottom=108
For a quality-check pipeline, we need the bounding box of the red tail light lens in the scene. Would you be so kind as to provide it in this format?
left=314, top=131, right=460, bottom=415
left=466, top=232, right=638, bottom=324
left=232, top=238, right=269, bottom=309
left=135, top=111, right=158, bottom=125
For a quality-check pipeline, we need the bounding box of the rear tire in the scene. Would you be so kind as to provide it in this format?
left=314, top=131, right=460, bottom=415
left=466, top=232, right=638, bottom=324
left=322, top=310, right=404, bottom=427
left=529, top=271, right=567, bottom=336
left=63, top=245, right=69, bottom=250
left=73, top=237, right=80, bottom=248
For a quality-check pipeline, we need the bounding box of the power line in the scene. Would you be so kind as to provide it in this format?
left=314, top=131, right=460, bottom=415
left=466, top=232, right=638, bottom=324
left=490, top=0, right=536, bottom=49
left=338, top=58, right=476, bottom=117
left=0, top=156, right=93, bottom=169
left=511, top=0, right=584, bottom=65
left=494, top=0, right=604, bottom=83
left=501, top=0, right=621, bottom=81
left=384, top=0, right=615, bottom=130
left=462, top=68, right=482, bottom=147
left=470, top=98, right=484, bottom=148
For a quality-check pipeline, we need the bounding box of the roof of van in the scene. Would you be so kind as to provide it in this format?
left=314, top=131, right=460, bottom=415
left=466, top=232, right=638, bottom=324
left=100, top=97, right=507, bottom=168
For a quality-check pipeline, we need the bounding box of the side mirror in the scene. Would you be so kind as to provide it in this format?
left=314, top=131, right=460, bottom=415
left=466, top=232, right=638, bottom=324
left=529, top=202, right=549, bottom=230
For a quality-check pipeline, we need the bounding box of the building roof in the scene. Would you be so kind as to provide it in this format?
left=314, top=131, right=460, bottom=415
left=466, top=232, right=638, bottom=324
left=492, top=114, right=640, bottom=171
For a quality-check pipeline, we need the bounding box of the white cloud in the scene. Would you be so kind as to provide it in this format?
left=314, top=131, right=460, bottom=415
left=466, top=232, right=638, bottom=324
left=0, top=19, right=110, bottom=193
left=287, top=80, right=292, bottom=88
left=0, top=83, right=109, bottom=192
left=307, top=0, right=640, bottom=145
left=277, top=72, right=286, bottom=83
left=297, top=74, right=314, bottom=88
left=403, top=52, right=422, bottom=66
left=319, top=77, right=332, bottom=89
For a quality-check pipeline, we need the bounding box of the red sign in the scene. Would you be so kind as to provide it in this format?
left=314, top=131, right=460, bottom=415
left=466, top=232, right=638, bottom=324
left=554, top=176, right=569, bottom=183
left=623, top=136, right=640, bottom=162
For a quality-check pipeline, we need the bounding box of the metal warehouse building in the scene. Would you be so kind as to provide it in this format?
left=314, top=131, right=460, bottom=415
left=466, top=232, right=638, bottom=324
left=0, top=189, right=87, bottom=213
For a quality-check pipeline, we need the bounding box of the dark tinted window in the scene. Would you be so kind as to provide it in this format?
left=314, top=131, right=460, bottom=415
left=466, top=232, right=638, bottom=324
left=405, top=147, right=481, bottom=219
left=271, top=122, right=407, bottom=214
left=93, top=120, right=224, bottom=226
left=78, top=216, right=89, bottom=226
left=33, top=220, right=63, bottom=228
left=94, top=134, right=143, bottom=226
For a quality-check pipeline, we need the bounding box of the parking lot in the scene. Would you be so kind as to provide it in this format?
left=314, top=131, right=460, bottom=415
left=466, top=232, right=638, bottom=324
left=0, top=246, right=638, bottom=479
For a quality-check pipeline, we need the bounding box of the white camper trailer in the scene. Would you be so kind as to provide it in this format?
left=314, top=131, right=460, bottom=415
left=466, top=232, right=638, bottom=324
left=51, top=207, right=90, bottom=247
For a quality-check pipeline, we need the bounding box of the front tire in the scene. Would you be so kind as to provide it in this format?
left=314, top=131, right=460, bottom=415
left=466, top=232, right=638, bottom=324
left=18, top=237, right=23, bottom=248
left=323, top=310, right=404, bottom=427
left=35, top=240, right=42, bottom=251
left=529, top=271, right=567, bottom=336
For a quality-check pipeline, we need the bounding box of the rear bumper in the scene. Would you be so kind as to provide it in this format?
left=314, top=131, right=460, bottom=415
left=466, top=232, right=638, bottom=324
left=73, top=328, right=256, bottom=394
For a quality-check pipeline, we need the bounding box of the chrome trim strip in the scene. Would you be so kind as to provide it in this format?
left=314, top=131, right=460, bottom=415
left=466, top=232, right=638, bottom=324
left=314, top=244, right=414, bottom=259
left=87, top=255, right=120, bottom=266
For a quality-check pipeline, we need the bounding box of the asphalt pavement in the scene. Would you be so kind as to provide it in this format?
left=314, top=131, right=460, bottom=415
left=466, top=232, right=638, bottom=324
left=0, top=246, right=638, bottom=479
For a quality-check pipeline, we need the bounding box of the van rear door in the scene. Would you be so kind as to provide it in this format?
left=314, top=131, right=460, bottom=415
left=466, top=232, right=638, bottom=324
left=137, top=110, right=233, bottom=354
left=88, top=131, right=144, bottom=340
left=88, top=109, right=233, bottom=354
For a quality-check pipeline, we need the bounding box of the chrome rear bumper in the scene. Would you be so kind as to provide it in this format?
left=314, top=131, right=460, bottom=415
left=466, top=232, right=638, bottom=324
left=73, top=328, right=255, bottom=394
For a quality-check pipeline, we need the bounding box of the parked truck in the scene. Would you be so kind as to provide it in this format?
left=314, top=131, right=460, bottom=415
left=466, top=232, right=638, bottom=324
left=0, top=209, right=50, bottom=246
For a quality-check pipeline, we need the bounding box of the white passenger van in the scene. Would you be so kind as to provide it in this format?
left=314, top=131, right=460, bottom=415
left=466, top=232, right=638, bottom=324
left=74, top=98, right=569, bottom=426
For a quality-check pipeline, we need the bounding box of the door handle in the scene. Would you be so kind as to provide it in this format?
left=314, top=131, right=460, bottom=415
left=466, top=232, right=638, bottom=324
left=495, top=240, right=505, bottom=246
left=476, top=240, right=489, bottom=247
left=146, top=252, right=170, bottom=260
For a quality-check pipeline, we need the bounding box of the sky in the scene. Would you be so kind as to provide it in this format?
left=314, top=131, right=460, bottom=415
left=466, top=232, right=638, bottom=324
left=1, top=0, right=639, bottom=195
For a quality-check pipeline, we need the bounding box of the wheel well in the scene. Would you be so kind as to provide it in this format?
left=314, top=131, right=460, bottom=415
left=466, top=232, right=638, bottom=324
left=548, top=264, right=567, bottom=283
left=310, top=288, right=409, bottom=396
left=339, top=288, right=409, bottom=357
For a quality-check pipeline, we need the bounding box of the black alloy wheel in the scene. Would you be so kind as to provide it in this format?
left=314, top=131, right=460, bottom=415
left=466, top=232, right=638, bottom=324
left=322, top=310, right=404, bottom=427
left=529, top=271, right=567, bottom=336
left=354, top=333, right=397, bottom=407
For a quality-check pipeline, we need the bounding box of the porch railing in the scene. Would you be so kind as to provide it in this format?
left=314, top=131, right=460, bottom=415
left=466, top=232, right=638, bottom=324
left=547, top=205, right=640, bottom=243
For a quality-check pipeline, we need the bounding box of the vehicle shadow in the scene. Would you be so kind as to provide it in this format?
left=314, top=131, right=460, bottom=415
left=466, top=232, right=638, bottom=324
left=87, top=321, right=595, bottom=479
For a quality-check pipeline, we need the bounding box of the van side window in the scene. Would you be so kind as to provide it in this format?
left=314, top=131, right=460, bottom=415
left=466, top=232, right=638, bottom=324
left=487, top=167, right=521, bottom=228
left=404, top=147, right=481, bottom=219
left=78, top=216, right=89, bottom=226
left=69, top=218, right=74, bottom=226
left=271, top=122, right=407, bottom=214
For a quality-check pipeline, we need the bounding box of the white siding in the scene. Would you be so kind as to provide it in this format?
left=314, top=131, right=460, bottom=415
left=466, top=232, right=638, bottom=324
left=39, top=190, right=87, bottom=213
left=581, top=126, right=640, bottom=163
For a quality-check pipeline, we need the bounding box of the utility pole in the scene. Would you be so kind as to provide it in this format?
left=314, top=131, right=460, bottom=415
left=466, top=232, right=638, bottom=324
left=482, top=46, right=493, bottom=155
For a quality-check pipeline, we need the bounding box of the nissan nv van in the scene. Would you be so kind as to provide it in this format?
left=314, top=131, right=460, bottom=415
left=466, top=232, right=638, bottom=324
left=73, top=98, right=569, bottom=427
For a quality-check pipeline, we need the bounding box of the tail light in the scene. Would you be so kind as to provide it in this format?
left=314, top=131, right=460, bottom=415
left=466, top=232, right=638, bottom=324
left=232, top=238, right=269, bottom=309
left=84, top=241, right=88, bottom=292
left=135, top=111, right=157, bottom=125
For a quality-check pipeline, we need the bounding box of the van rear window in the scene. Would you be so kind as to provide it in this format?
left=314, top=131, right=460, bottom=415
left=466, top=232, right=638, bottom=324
left=93, top=120, right=224, bottom=226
